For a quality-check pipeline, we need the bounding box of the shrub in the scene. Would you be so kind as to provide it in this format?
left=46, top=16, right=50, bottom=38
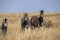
left=44, top=20, right=52, bottom=28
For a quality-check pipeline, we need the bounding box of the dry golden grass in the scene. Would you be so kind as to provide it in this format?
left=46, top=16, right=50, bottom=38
left=0, top=12, right=60, bottom=40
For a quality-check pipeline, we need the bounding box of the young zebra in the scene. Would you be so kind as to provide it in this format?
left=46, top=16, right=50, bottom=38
left=1, top=18, right=8, bottom=36
left=21, top=13, right=29, bottom=32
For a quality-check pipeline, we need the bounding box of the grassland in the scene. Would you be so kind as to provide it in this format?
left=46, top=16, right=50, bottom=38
left=0, top=12, right=60, bottom=40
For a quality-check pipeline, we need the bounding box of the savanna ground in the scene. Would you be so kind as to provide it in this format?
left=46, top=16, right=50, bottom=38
left=0, top=12, right=60, bottom=40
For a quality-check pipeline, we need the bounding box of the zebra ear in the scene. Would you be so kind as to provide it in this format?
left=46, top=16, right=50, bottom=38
left=3, top=18, right=5, bottom=22
left=23, top=12, right=28, bottom=16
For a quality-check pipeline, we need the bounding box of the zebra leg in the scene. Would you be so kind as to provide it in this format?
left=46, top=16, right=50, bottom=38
left=4, top=27, right=7, bottom=34
left=3, top=27, right=7, bottom=36
left=32, top=25, right=36, bottom=29
left=22, top=26, right=25, bottom=32
left=26, top=25, right=29, bottom=30
left=2, top=29, right=4, bottom=34
left=30, top=24, right=34, bottom=30
left=1, top=27, right=4, bottom=34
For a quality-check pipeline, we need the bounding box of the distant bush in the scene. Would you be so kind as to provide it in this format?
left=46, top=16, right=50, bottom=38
left=44, top=20, right=52, bottom=28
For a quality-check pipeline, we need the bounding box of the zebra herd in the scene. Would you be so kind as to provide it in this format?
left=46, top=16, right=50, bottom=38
left=21, top=10, right=44, bottom=31
left=0, top=10, right=44, bottom=36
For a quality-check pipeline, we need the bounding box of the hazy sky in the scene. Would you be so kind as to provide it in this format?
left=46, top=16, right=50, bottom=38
left=0, top=0, right=60, bottom=12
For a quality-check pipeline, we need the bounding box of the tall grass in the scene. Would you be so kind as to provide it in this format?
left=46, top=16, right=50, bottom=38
left=0, top=13, right=60, bottom=40
left=0, top=26, right=60, bottom=40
